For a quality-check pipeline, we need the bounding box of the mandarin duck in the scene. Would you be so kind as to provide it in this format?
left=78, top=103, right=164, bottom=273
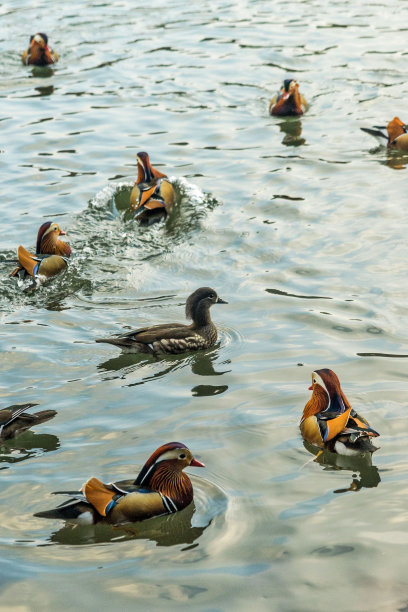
left=96, top=286, right=227, bottom=355
left=10, top=221, right=71, bottom=281
left=21, top=33, right=59, bottom=66
left=360, top=117, right=408, bottom=152
left=129, top=151, right=175, bottom=224
left=35, top=442, right=205, bottom=524
left=300, top=369, right=379, bottom=456
left=269, top=79, right=308, bottom=116
left=0, top=403, right=56, bottom=440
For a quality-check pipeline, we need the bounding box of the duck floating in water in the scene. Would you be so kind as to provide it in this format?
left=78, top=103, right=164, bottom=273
left=10, top=221, right=71, bottom=281
left=35, top=442, right=205, bottom=524
left=269, top=79, right=308, bottom=116
left=0, top=403, right=56, bottom=440
left=360, top=117, right=408, bottom=152
left=300, top=369, right=379, bottom=456
left=96, top=286, right=227, bottom=355
left=130, top=152, right=175, bottom=224
left=22, top=33, right=59, bottom=66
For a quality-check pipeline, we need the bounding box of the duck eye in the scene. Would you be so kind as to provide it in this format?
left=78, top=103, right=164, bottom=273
left=209, top=293, right=215, bottom=299
left=313, top=378, right=316, bottom=383
left=179, top=453, right=186, bottom=459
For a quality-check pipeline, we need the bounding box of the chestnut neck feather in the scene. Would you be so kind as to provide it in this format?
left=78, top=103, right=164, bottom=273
left=38, top=232, right=71, bottom=256
left=136, top=460, right=193, bottom=507
left=302, top=385, right=328, bottom=420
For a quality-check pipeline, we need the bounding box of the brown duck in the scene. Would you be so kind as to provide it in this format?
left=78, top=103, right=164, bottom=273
left=0, top=403, right=56, bottom=440
left=361, top=117, right=408, bottom=152
left=34, top=442, right=205, bottom=524
left=130, top=152, right=175, bottom=223
left=21, top=33, right=59, bottom=66
left=269, top=79, right=308, bottom=116
left=300, top=369, right=379, bottom=456
left=10, top=221, right=71, bottom=281
left=96, top=287, right=227, bottom=355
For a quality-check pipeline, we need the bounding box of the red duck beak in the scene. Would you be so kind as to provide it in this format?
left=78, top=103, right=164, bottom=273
left=308, top=384, right=313, bottom=390
left=190, top=458, right=205, bottom=468
left=59, top=230, right=66, bottom=235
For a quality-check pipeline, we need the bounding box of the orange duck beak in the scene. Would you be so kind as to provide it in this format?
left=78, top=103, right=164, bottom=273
left=59, top=229, right=66, bottom=235
left=190, top=457, right=205, bottom=468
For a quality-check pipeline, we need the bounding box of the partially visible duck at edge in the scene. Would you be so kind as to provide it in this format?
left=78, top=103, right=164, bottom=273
left=300, top=369, right=379, bottom=456
left=0, top=403, right=56, bottom=440
left=22, top=33, right=59, bottom=66
left=130, top=152, right=175, bottom=224
left=96, top=286, right=227, bottom=355
left=34, top=442, right=205, bottom=524
left=10, top=221, right=72, bottom=281
left=360, top=117, right=408, bottom=152
left=269, top=79, right=308, bottom=116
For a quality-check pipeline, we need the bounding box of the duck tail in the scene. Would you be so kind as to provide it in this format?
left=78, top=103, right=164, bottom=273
left=360, top=127, right=388, bottom=140
left=17, top=245, right=38, bottom=276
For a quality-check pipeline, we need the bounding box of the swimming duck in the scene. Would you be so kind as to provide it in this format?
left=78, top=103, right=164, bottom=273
left=130, top=152, right=175, bottom=223
left=0, top=403, right=56, bottom=440
left=360, top=117, right=408, bottom=152
left=300, top=369, right=379, bottom=455
left=34, top=442, right=205, bottom=524
left=21, top=33, right=59, bottom=66
left=96, top=286, right=227, bottom=355
left=269, top=79, right=308, bottom=116
left=10, top=221, right=71, bottom=281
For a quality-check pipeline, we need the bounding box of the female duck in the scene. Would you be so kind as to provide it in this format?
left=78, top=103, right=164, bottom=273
left=0, top=403, right=56, bottom=440
left=22, top=33, right=59, bottom=66
left=300, top=369, right=379, bottom=455
left=130, top=152, right=175, bottom=223
left=10, top=221, right=71, bottom=280
left=35, top=442, right=205, bottom=524
left=361, top=117, right=408, bottom=152
left=96, top=286, right=227, bottom=355
left=269, top=79, right=308, bottom=116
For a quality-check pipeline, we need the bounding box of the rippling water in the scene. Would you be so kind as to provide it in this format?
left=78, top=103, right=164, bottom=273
left=1, top=0, right=408, bottom=609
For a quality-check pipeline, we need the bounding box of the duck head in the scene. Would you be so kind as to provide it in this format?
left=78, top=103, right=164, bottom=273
left=281, top=79, right=298, bottom=100
left=31, top=33, right=49, bottom=49
left=134, top=442, right=204, bottom=505
left=36, top=221, right=67, bottom=254
left=186, top=287, right=228, bottom=326
left=136, top=151, right=167, bottom=184
left=302, top=368, right=351, bottom=420
left=387, top=117, right=407, bottom=144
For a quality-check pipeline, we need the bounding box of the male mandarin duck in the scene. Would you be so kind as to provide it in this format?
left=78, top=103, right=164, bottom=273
left=361, top=117, right=408, bottom=152
left=96, top=286, right=227, bottom=355
left=35, top=442, right=205, bottom=524
left=300, top=369, right=379, bottom=455
left=269, top=79, right=308, bottom=116
left=0, top=403, right=56, bottom=440
left=10, top=221, right=71, bottom=281
left=130, top=152, right=175, bottom=223
left=21, top=33, right=59, bottom=66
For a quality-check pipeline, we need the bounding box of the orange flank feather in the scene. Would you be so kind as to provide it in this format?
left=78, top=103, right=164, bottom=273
left=324, top=407, right=352, bottom=442
left=17, top=245, right=38, bottom=277
left=82, top=478, right=115, bottom=517
left=139, top=185, right=159, bottom=208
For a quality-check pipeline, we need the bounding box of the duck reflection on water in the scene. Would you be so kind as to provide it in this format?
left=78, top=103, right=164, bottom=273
left=278, top=118, right=306, bottom=147
left=303, top=440, right=381, bottom=493
left=41, top=501, right=209, bottom=547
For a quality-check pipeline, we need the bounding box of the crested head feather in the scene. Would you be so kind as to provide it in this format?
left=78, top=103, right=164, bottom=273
left=38, top=33, right=48, bottom=45
left=283, top=78, right=295, bottom=92
left=36, top=222, right=53, bottom=253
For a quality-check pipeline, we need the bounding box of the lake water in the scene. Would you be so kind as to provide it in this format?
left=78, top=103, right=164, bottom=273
left=1, top=0, right=408, bottom=610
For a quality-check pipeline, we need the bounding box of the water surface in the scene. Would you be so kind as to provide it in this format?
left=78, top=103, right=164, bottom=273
left=1, top=0, right=408, bottom=610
